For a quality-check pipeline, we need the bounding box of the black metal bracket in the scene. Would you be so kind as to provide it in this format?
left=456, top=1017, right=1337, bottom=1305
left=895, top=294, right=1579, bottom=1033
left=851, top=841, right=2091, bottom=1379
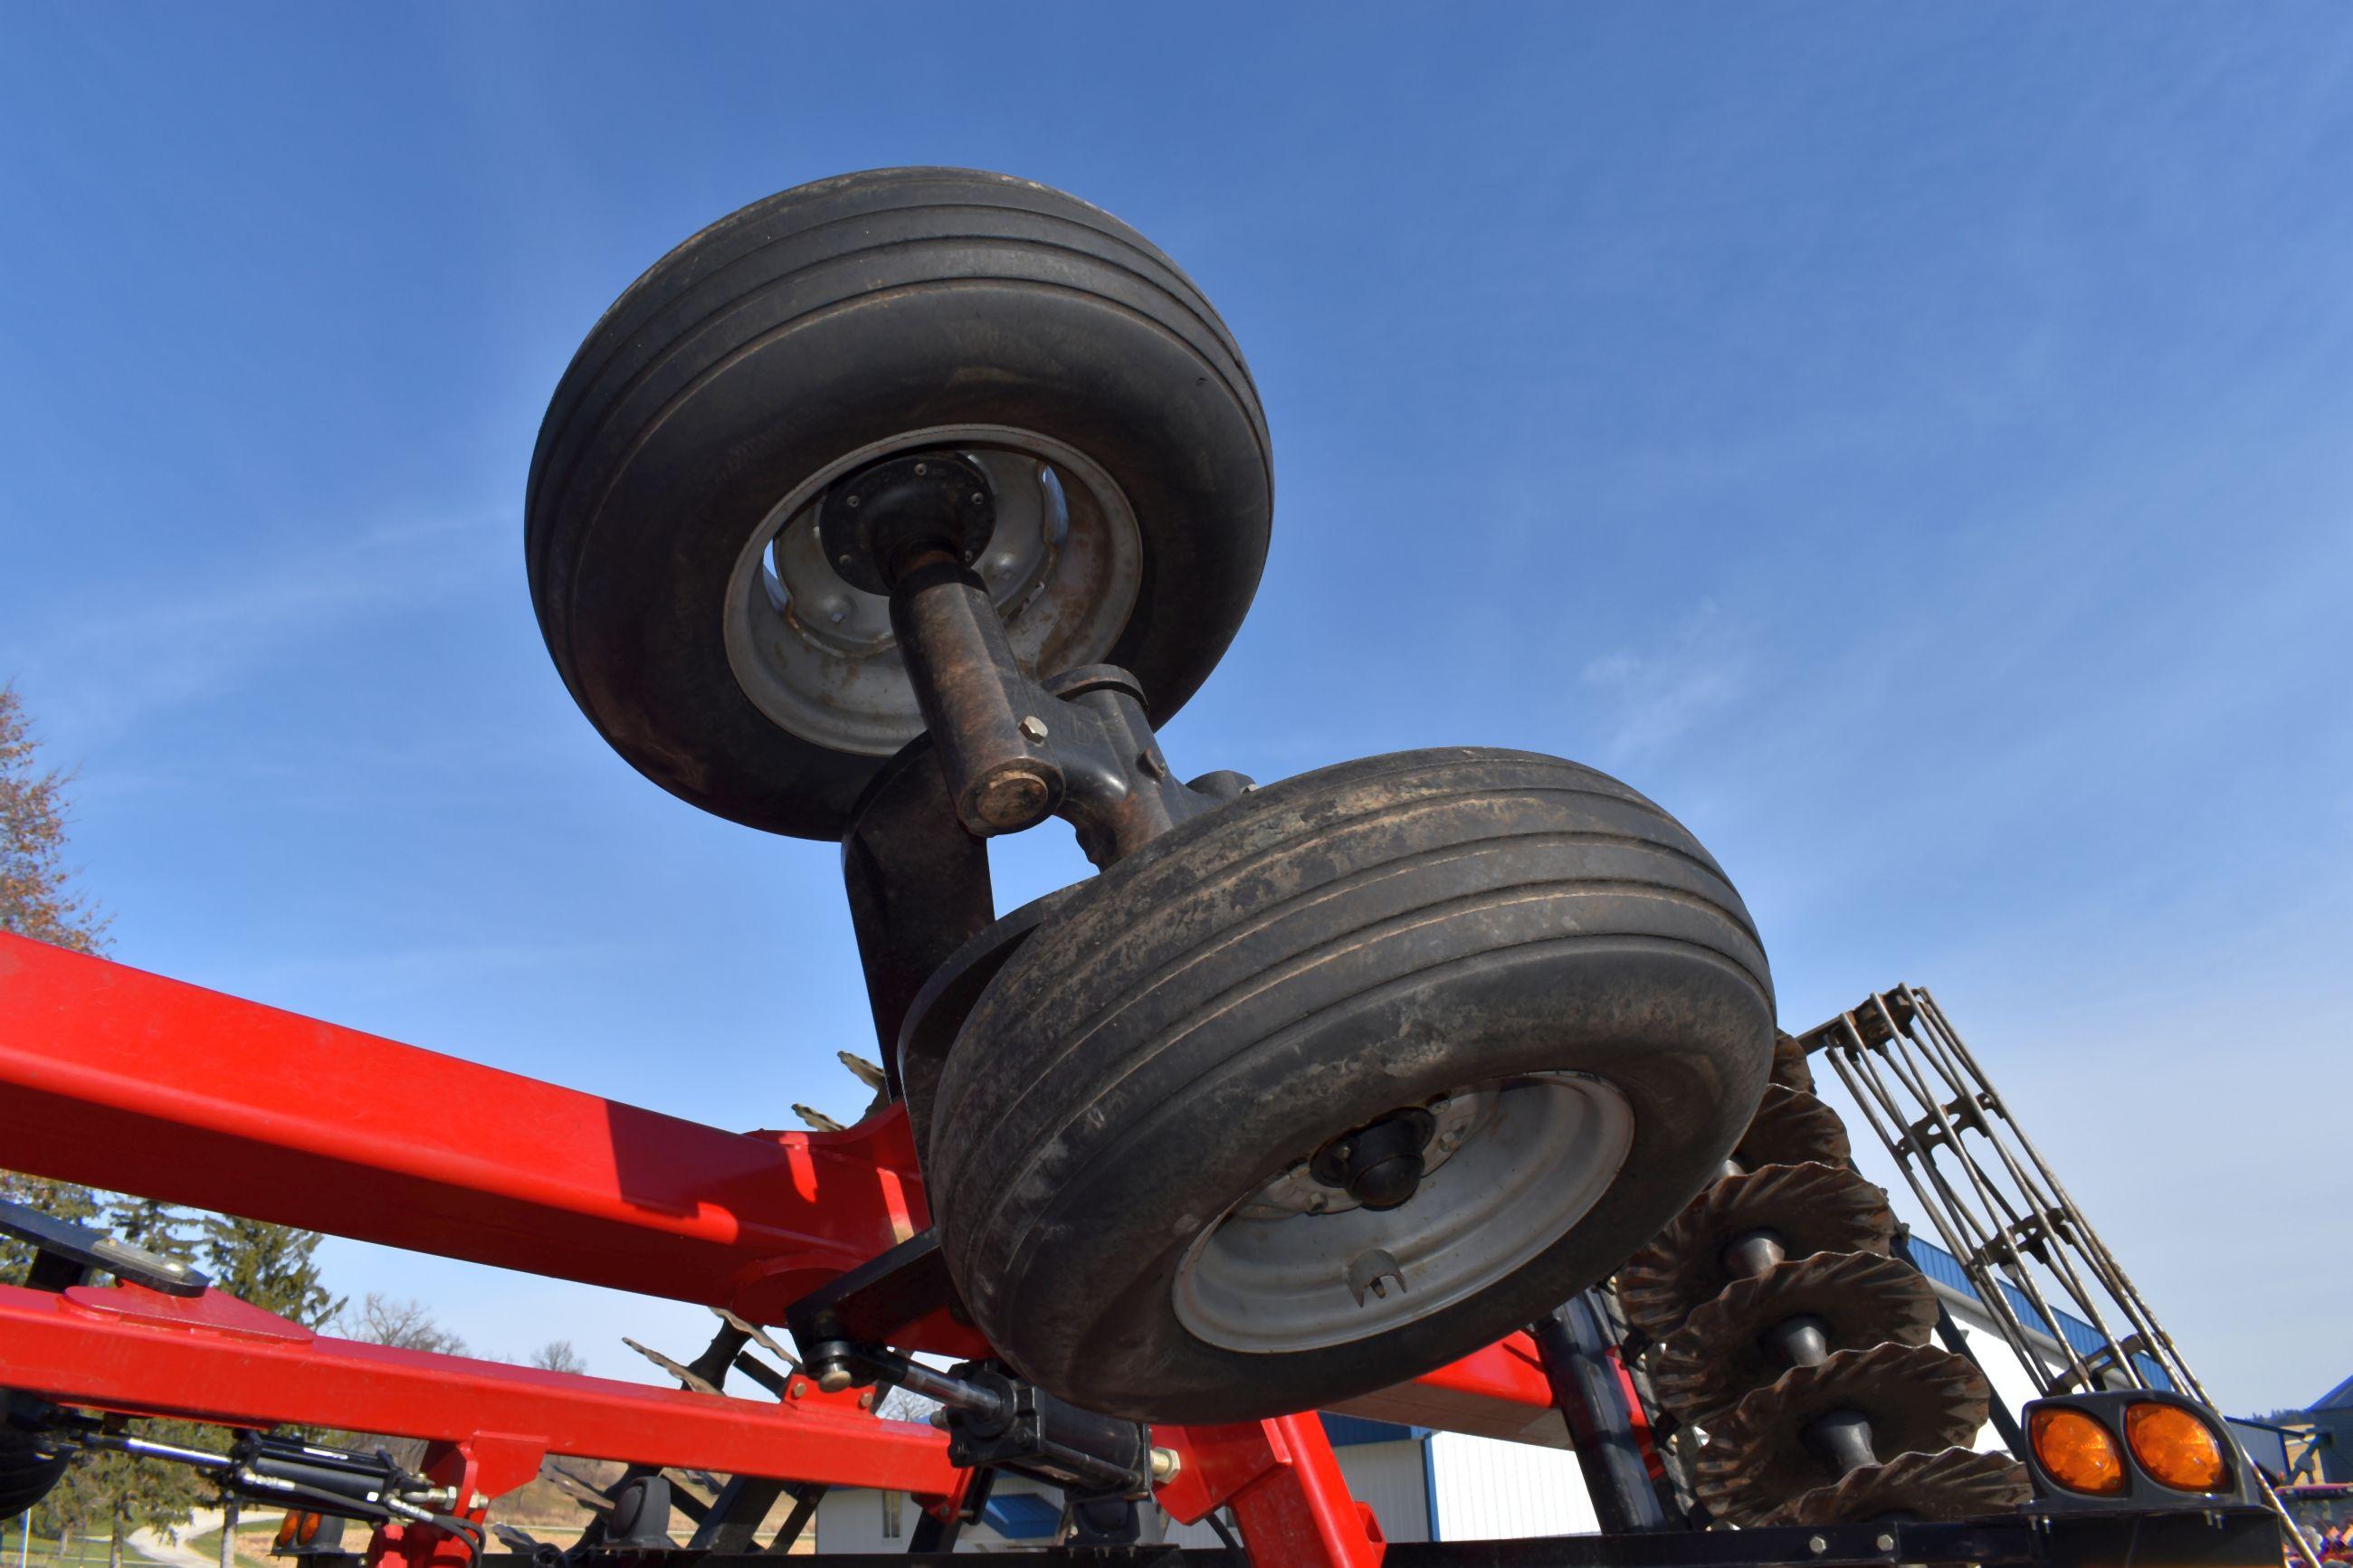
left=1530, top=1291, right=1678, bottom=1534
left=842, top=742, right=997, bottom=1082
left=783, top=1230, right=964, bottom=1388
left=0, top=1195, right=207, bottom=1297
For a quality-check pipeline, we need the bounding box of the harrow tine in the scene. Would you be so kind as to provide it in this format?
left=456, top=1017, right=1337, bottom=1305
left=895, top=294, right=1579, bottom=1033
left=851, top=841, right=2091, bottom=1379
left=712, top=1306, right=800, bottom=1367
left=548, top=1467, right=617, bottom=1513
left=622, top=1336, right=725, bottom=1397
left=837, top=1050, right=888, bottom=1092
left=791, top=1104, right=845, bottom=1133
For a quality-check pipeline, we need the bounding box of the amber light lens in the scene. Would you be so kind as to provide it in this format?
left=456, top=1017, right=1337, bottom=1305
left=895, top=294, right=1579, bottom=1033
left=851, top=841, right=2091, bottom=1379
left=2032, top=1405, right=2128, bottom=1496
left=2126, top=1402, right=2229, bottom=1492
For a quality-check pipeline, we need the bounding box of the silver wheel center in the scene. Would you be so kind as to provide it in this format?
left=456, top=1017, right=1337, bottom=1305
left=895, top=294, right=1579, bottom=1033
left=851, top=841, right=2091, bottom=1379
left=722, top=426, right=1143, bottom=756
left=1171, top=1072, right=1636, bottom=1354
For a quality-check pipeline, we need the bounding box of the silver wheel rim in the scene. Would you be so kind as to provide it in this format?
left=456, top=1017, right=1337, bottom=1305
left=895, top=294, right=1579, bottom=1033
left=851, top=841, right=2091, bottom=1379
left=1171, top=1072, right=1636, bottom=1354
left=721, top=425, right=1143, bottom=756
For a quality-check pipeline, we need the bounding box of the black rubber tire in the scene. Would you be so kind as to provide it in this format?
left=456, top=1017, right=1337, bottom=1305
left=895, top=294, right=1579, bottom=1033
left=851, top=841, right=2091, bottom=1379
left=928, top=747, right=1775, bottom=1423
left=527, top=167, right=1272, bottom=839
left=0, top=1430, right=66, bottom=1517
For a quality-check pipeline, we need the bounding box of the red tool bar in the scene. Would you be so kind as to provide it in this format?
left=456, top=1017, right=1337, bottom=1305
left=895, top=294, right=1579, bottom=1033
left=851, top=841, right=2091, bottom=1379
left=0, top=1279, right=958, bottom=1496
left=0, top=936, right=919, bottom=1326
left=0, top=935, right=1566, bottom=1439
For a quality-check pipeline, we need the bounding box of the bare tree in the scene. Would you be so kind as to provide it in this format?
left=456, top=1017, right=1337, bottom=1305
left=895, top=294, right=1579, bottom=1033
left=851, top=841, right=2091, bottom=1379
left=341, top=1293, right=469, bottom=1356
left=529, top=1340, right=586, bottom=1374
left=0, top=683, right=110, bottom=954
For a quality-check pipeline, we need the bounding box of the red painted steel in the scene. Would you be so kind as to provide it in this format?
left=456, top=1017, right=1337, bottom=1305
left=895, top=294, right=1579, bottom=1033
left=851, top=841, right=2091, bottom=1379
left=1158, top=1415, right=1387, bottom=1566
left=0, top=1279, right=959, bottom=1496
left=0, top=934, right=1566, bottom=1449
left=0, top=936, right=967, bottom=1340
left=1330, top=1333, right=1566, bottom=1445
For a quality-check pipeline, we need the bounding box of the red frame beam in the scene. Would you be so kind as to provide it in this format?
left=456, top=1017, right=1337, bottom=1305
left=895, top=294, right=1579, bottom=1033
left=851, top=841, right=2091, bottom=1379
left=0, top=936, right=953, bottom=1337
left=0, top=934, right=1561, bottom=1437
left=0, top=1278, right=957, bottom=1496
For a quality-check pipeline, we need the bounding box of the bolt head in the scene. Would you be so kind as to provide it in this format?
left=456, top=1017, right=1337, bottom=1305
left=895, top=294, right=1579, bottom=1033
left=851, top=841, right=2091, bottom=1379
left=844, top=494, right=862, bottom=508
left=1809, top=1537, right=1828, bottom=1555
left=1018, top=715, right=1050, bottom=744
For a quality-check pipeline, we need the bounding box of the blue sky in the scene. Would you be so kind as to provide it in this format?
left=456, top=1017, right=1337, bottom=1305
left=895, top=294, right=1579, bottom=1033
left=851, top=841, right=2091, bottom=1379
left=3, top=7, right=2346, bottom=1413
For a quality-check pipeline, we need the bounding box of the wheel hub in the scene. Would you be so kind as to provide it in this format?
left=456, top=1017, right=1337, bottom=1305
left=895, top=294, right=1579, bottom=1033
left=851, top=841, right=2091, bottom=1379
left=815, top=451, right=997, bottom=595
left=1172, top=1071, right=1637, bottom=1354
left=722, top=426, right=1143, bottom=758
left=1310, top=1107, right=1436, bottom=1212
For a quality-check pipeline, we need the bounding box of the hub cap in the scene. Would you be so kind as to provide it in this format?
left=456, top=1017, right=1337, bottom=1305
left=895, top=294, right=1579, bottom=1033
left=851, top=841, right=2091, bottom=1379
left=1172, top=1071, right=1636, bottom=1354
left=722, top=426, right=1142, bottom=756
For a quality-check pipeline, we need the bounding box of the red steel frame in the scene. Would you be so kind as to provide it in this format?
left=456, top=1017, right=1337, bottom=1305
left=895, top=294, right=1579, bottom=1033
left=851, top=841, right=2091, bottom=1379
left=0, top=934, right=1570, bottom=1565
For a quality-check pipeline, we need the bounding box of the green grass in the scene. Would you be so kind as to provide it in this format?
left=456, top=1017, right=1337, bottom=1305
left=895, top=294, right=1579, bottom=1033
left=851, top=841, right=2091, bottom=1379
left=0, top=1533, right=140, bottom=1568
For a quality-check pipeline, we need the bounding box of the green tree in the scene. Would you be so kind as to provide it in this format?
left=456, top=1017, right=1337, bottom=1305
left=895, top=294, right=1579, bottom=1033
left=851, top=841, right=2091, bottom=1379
left=0, top=688, right=343, bottom=1560
left=0, top=684, right=111, bottom=1286
left=200, top=1213, right=342, bottom=1328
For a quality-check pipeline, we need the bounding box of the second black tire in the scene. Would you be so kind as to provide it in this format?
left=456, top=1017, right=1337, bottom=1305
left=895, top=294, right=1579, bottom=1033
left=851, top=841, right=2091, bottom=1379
left=928, top=746, right=1775, bottom=1423
left=527, top=167, right=1272, bottom=839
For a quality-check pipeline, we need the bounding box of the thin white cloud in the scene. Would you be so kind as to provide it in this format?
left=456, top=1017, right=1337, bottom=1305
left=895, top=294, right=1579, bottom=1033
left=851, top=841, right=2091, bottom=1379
left=1577, top=599, right=1754, bottom=766
left=1, top=510, right=508, bottom=752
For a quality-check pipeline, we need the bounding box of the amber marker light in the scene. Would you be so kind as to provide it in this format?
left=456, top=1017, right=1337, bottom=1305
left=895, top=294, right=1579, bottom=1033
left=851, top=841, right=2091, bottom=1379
left=2031, top=1404, right=2128, bottom=1496
left=2126, top=1401, right=2230, bottom=1492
